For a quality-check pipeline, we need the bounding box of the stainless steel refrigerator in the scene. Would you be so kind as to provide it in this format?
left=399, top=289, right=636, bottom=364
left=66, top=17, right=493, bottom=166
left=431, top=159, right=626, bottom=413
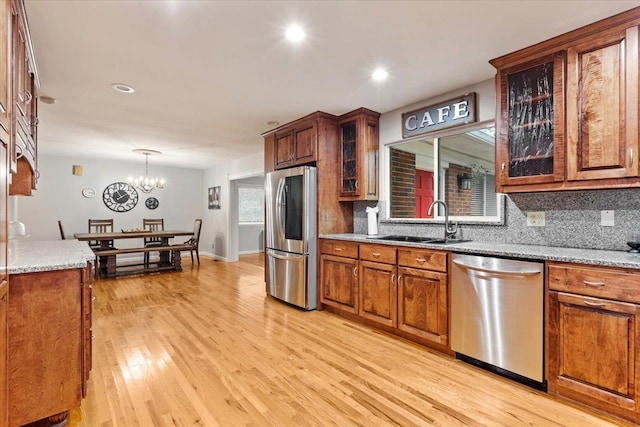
left=265, top=165, right=317, bottom=310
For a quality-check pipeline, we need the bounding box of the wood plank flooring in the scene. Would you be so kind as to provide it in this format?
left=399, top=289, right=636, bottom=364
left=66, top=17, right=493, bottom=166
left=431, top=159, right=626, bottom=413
left=58, top=253, right=632, bottom=426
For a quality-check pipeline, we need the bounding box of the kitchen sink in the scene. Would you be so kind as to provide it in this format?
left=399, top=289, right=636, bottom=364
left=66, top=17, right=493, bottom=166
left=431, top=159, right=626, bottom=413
left=373, top=235, right=471, bottom=244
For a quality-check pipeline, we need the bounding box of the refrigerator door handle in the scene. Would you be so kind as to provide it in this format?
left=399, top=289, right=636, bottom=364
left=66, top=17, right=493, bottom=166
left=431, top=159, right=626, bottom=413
left=275, top=178, right=286, bottom=240
left=267, top=249, right=305, bottom=261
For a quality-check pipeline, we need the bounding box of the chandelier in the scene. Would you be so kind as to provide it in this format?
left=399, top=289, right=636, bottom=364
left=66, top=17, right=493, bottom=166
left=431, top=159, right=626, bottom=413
left=128, top=149, right=166, bottom=194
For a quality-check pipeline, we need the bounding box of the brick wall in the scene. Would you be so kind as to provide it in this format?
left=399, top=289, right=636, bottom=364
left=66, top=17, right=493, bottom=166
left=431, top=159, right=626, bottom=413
left=390, top=148, right=415, bottom=218
left=446, top=163, right=472, bottom=216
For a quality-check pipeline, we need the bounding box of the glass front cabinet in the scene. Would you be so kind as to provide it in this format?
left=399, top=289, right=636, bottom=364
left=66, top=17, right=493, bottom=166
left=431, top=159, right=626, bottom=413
left=338, top=108, right=380, bottom=201
left=494, top=53, right=565, bottom=192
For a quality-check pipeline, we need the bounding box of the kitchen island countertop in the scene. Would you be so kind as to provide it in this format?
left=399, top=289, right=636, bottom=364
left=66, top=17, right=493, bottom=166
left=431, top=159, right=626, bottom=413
left=8, top=239, right=95, bottom=274
left=321, top=233, right=640, bottom=270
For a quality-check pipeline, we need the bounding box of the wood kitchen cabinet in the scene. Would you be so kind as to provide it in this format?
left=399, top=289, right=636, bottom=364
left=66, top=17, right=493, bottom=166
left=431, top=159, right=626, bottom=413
left=0, top=139, right=7, bottom=427
left=8, top=0, right=38, bottom=195
left=8, top=263, right=93, bottom=426
left=491, top=7, right=640, bottom=193
left=320, top=240, right=359, bottom=314
left=274, top=118, right=317, bottom=169
left=397, top=248, right=448, bottom=347
left=337, top=108, right=380, bottom=201
left=358, top=243, right=396, bottom=328
left=548, top=262, right=640, bottom=424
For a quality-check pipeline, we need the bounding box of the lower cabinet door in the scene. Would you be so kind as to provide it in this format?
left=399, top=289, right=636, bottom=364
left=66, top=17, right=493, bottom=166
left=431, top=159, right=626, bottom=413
left=548, top=291, right=640, bottom=421
left=320, top=254, right=358, bottom=314
left=359, top=260, right=397, bottom=328
left=397, top=266, right=448, bottom=345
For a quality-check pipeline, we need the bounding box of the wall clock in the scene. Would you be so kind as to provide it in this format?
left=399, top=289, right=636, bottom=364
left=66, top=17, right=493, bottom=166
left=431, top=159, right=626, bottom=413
left=102, top=182, right=139, bottom=212
left=145, top=197, right=159, bottom=210
left=81, top=187, right=96, bottom=198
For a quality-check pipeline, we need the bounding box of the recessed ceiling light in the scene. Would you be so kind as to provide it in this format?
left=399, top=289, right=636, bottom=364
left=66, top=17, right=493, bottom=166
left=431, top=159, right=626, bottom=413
left=372, top=68, right=388, bottom=81
left=111, top=83, right=135, bottom=94
left=267, top=121, right=280, bottom=127
left=285, top=24, right=305, bottom=42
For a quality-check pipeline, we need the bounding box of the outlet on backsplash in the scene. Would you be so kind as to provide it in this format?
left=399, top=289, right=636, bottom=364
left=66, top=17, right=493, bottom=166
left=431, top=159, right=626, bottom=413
left=600, top=210, right=614, bottom=227
left=527, top=211, right=545, bottom=227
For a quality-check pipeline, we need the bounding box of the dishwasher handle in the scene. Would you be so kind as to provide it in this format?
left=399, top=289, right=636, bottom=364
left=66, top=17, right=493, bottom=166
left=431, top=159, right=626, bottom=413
left=453, top=259, right=541, bottom=276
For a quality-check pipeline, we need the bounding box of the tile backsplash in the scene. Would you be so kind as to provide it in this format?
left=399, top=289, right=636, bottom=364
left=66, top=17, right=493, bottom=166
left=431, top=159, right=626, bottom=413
left=354, top=188, right=640, bottom=252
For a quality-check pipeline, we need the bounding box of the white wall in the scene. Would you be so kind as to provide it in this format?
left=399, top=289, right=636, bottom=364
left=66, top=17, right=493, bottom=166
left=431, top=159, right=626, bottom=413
left=239, top=223, right=263, bottom=254
left=15, top=154, right=204, bottom=250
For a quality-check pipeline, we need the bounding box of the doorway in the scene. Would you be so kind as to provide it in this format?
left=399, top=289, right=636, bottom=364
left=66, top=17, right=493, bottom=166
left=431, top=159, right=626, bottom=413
left=415, top=169, right=434, bottom=218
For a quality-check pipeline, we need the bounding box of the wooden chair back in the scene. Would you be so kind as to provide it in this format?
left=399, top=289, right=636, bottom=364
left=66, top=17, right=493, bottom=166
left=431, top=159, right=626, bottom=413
left=58, top=220, right=65, bottom=240
left=88, top=219, right=114, bottom=248
left=143, top=218, right=164, bottom=246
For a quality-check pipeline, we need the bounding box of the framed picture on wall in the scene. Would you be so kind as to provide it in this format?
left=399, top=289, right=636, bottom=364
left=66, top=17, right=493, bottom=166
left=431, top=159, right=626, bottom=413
left=208, top=186, right=221, bottom=209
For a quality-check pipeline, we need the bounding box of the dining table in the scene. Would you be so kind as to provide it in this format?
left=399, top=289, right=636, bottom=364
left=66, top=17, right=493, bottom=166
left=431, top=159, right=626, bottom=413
left=74, top=229, right=195, bottom=277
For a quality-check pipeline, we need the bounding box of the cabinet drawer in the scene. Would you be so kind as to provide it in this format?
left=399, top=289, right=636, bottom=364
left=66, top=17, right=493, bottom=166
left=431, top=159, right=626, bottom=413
left=398, top=248, right=447, bottom=272
left=320, top=239, right=358, bottom=259
left=359, top=243, right=396, bottom=264
left=548, top=262, right=640, bottom=304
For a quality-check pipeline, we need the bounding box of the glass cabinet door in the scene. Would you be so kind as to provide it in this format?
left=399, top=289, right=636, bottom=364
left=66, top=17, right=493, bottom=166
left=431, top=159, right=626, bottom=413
left=496, top=53, right=564, bottom=189
left=340, top=121, right=358, bottom=195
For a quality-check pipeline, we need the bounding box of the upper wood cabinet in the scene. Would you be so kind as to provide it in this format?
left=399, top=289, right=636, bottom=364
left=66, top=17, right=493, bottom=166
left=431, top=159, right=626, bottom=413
left=567, top=25, right=638, bottom=181
left=8, top=0, right=38, bottom=196
left=274, top=119, right=317, bottom=169
left=491, top=7, right=640, bottom=193
left=337, top=108, right=380, bottom=201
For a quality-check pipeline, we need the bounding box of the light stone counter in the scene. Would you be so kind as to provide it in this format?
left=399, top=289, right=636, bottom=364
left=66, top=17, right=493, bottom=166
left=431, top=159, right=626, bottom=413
left=321, top=233, right=640, bottom=270
left=8, top=239, right=95, bottom=274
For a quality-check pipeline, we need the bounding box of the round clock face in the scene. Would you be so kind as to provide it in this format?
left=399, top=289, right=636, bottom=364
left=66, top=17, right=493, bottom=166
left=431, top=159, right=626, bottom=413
left=82, top=187, right=96, bottom=198
left=102, top=182, right=139, bottom=212
left=145, top=197, right=159, bottom=210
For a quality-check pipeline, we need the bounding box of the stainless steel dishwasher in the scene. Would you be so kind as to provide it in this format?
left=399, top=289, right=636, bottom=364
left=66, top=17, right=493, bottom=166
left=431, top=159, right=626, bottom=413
left=451, top=253, right=545, bottom=389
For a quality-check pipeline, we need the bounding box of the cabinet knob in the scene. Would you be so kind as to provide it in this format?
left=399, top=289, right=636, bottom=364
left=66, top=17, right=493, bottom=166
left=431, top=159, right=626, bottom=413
left=501, top=163, right=505, bottom=171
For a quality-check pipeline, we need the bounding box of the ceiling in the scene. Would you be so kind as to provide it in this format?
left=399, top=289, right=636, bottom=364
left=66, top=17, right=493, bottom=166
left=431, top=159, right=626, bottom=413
left=24, top=1, right=639, bottom=170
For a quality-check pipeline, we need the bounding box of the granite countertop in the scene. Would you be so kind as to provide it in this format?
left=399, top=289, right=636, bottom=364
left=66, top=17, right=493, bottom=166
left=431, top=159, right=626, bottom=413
left=9, top=239, right=95, bottom=274
left=321, top=233, right=640, bottom=270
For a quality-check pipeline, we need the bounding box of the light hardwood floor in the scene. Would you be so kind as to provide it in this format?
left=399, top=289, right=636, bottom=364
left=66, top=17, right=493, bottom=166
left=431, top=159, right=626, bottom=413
left=57, top=254, right=632, bottom=426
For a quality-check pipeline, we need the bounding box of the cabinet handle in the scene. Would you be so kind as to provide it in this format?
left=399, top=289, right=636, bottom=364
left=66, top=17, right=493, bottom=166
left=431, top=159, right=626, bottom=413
left=391, top=273, right=395, bottom=284
left=501, top=163, right=505, bottom=171
left=355, top=180, right=359, bottom=189
left=91, top=296, right=96, bottom=301
left=23, top=90, right=32, bottom=104
left=397, top=275, right=402, bottom=285
left=415, top=257, right=426, bottom=263
left=583, top=280, right=605, bottom=287
left=353, top=266, right=358, bottom=276
left=583, top=300, right=606, bottom=307
left=372, top=252, right=381, bottom=257
left=630, top=148, right=634, bottom=167
left=334, top=247, right=342, bottom=252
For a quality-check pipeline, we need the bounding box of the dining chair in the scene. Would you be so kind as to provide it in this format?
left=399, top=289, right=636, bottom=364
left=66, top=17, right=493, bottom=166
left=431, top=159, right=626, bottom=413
left=58, top=220, right=66, bottom=240
left=88, top=218, right=116, bottom=278
left=180, top=219, right=202, bottom=265
left=143, top=218, right=164, bottom=267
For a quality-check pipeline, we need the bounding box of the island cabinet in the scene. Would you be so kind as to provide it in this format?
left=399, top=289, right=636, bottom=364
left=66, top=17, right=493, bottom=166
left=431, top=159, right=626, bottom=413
left=320, top=240, right=359, bottom=314
left=8, top=262, right=93, bottom=427
left=397, top=248, right=448, bottom=347
left=358, top=243, right=397, bottom=328
left=491, top=7, right=640, bottom=193
left=337, top=108, right=380, bottom=201
left=547, top=262, right=640, bottom=424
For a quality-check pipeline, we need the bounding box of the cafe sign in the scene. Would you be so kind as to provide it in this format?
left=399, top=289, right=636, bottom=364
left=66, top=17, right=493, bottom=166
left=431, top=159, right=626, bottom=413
left=402, top=92, right=476, bottom=138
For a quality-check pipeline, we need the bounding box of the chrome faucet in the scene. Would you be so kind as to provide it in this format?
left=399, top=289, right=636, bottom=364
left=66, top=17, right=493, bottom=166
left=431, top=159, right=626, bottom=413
left=427, top=200, right=458, bottom=240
